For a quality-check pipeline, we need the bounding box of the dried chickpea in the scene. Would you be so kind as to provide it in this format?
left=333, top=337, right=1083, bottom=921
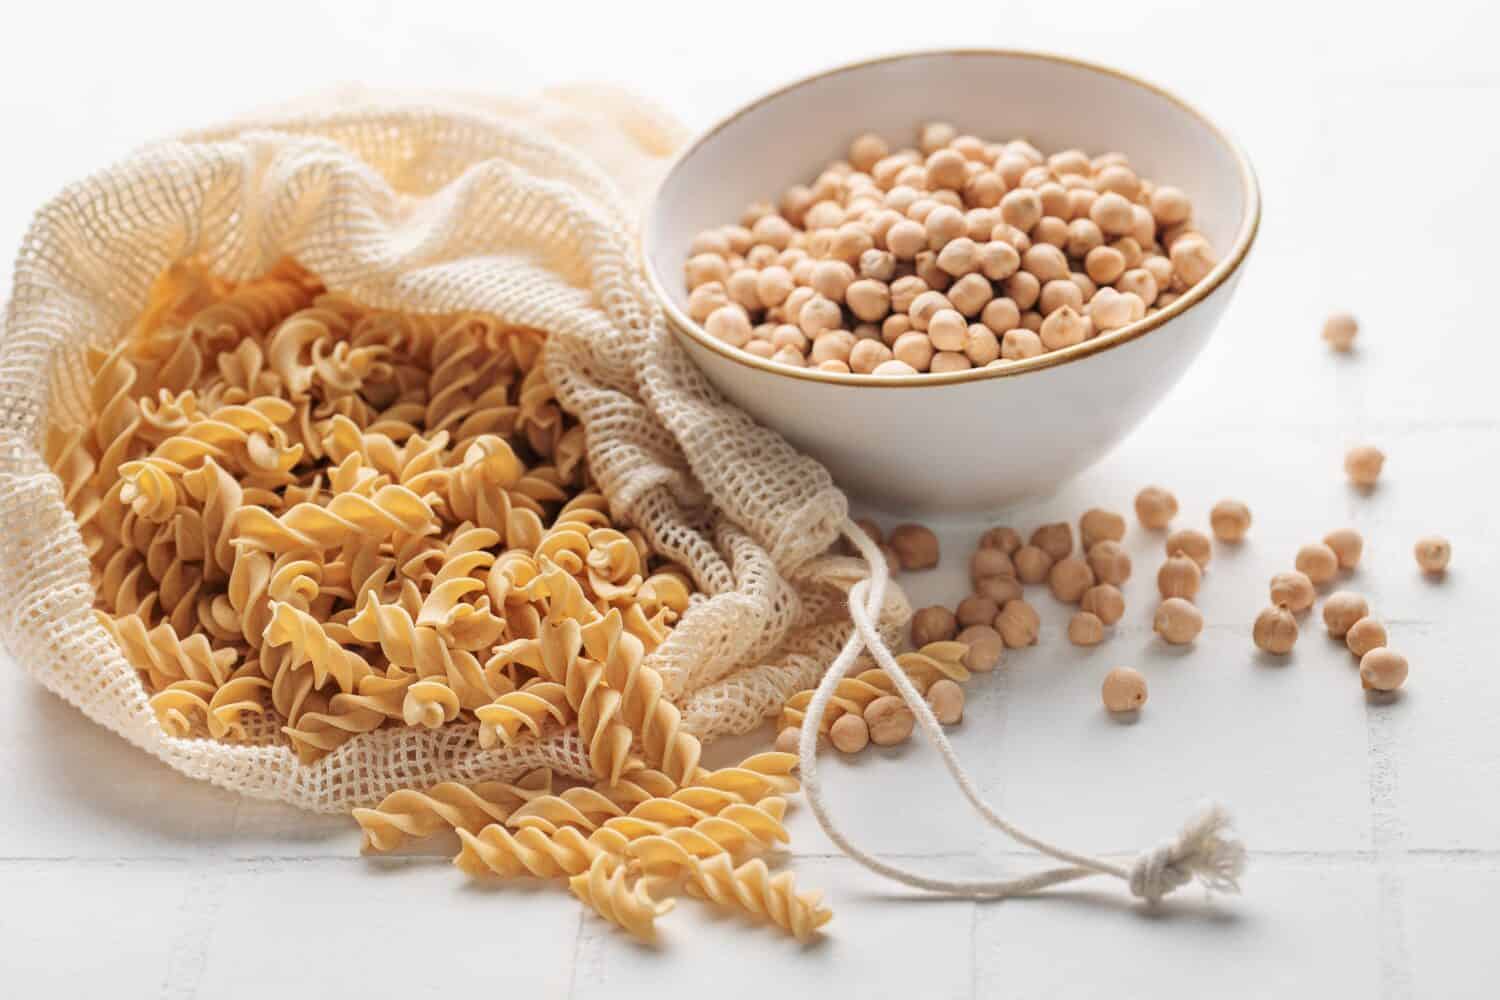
left=1069, top=611, right=1106, bottom=646
left=928, top=309, right=969, bottom=352
left=798, top=295, right=842, bottom=338
left=936, top=238, right=981, bottom=278
left=1080, top=508, right=1126, bottom=547
left=1039, top=278, right=1085, bottom=316
left=926, top=148, right=968, bottom=190
left=1359, top=648, right=1408, bottom=692
left=948, top=273, right=995, bottom=316
left=920, top=121, right=957, bottom=154
left=893, top=331, right=935, bottom=371
left=1345, top=617, right=1386, bottom=658
left=1210, top=500, right=1252, bottom=543
left=1134, top=485, right=1179, bottom=530
left=774, top=725, right=801, bottom=754
left=755, top=266, right=794, bottom=307
left=1344, top=445, right=1385, bottom=487
left=924, top=205, right=966, bottom=247
left=1081, top=583, right=1125, bottom=626
left=971, top=546, right=1016, bottom=583
left=810, top=259, right=854, bottom=302
left=849, top=338, right=894, bottom=374
left=1295, top=543, right=1340, bottom=586
left=981, top=526, right=1023, bottom=554
left=957, top=624, right=1005, bottom=672
left=911, top=605, right=958, bottom=646
left=927, top=679, right=965, bottom=725
left=685, top=253, right=730, bottom=289
left=886, top=218, right=927, bottom=259
left=956, top=594, right=1000, bottom=629
left=1084, top=244, right=1126, bottom=285
left=882, top=313, right=913, bottom=344
left=1101, top=667, right=1148, bottom=713
left=1033, top=215, right=1069, bottom=248
left=908, top=290, right=951, bottom=330
left=846, top=279, right=891, bottom=323
left=688, top=282, right=729, bottom=322
left=1323, top=528, right=1364, bottom=571
left=1253, top=606, right=1298, bottom=655
left=865, top=695, right=915, bottom=746
left=830, top=712, right=870, bottom=754
left=1005, top=271, right=1041, bottom=311
left=849, top=132, right=889, bottom=173
left=1169, top=234, right=1216, bottom=286
left=1028, top=522, right=1072, bottom=560
left=770, top=345, right=805, bottom=367
left=873, top=359, right=917, bottom=376
left=978, top=241, right=1021, bottom=282
left=1089, top=287, right=1142, bottom=332
left=890, top=523, right=940, bottom=571
left=1000, top=188, right=1043, bottom=232
left=727, top=268, right=763, bottom=310
left=1086, top=540, right=1132, bottom=586
left=1269, top=571, right=1317, bottom=613
left=964, top=325, right=1001, bottom=365
left=705, top=305, right=753, bottom=347
left=815, top=359, right=850, bottom=374
left=1096, top=164, right=1141, bottom=200
left=1040, top=306, right=1090, bottom=350
left=1013, top=545, right=1053, bottom=584
left=810, top=330, right=855, bottom=366
left=1049, top=556, right=1095, bottom=604
left=743, top=339, right=775, bottom=359
left=859, top=248, right=896, bottom=282
left=1157, top=554, right=1202, bottom=601
left=1148, top=185, right=1191, bottom=226
left=1165, top=529, right=1213, bottom=570
left=689, top=230, right=731, bottom=256
left=1115, top=268, right=1158, bottom=306
left=1090, top=192, right=1136, bottom=237
left=997, top=599, right=1041, bottom=648
left=976, top=574, right=1023, bottom=605
left=1322, top=592, right=1369, bottom=639
left=1154, top=597, right=1204, bottom=645
left=929, top=351, right=971, bottom=374
left=1322, top=312, right=1359, bottom=352
left=1001, top=328, right=1043, bottom=361
left=1413, top=536, right=1452, bottom=574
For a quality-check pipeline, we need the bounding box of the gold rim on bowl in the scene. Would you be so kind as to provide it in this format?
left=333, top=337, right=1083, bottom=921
left=643, top=48, right=1262, bottom=389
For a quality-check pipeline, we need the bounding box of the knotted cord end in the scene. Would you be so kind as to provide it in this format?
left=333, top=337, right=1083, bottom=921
left=1128, top=802, right=1248, bottom=905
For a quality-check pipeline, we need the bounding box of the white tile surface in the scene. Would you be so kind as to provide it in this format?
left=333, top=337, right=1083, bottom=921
left=3, top=0, right=1498, bottom=996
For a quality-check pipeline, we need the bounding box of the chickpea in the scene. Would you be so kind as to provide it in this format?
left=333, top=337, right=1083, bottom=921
left=924, top=205, right=966, bottom=247
left=957, top=624, right=1005, bottom=672
left=853, top=518, right=884, bottom=548
left=1039, top=278, right=1085, bottom=317
left=1142, top=255, right=1174, bottom=290
left=1096, top=164, right=1141, bottom=200
left=744, top=339, right=776, bottom=359
left=1344, top=446, right=1385, bottom=487
left=830, top=712, right=870, bottom=753
left=965, top=171, right=1006, bottom=209
left=919, top=121, right=957, bottom=154
left=849, top=338, right=894, bottom=374
left=1165, top=529, right=1213, bottom=570
left=978, top=241, right=1021, bottom=282
left=927, top=679, right=966, bottom=725
left=689, top=229, right=731, bottom=256
left=1090, top=287, right=1143, bottom=332
left=1148, top=185, right=1192, bottom=226
left=1210, top=500, right=1252, bottom=542
left=810, top=260, right=854, bottom=302
left=1049, top=556, right=1095, bottom=603
left=889, top=276, right=928, bottom=313
left=1323, top=528, right=1364, bottom=571
left=964, top=324, right=1001, bottom=365
left=754, top=266, right=794, bottom=308
left=688, top=282, right=729, bottom=322
left=1115, top=268, right=1158, bottom=306
left=911, top=605, right=958, bottom=646
left=1001, top=328, right=1043, bottom=360
left=976, top=574, right=1023, bottom=605
left=1157, top=554, right=1202, bottom=601
left=1005, top=271, right=1041, bottom=311
left=930, top=351, right=971, bottom=373
left=1040, top=305, right=1090, bottom=350
left=1069, top=611, right=1106, bottom=646
left=927, top=309, right=969, bottom=352
left=1085, top=245, right=1126, bottom=285
left=1089, top=191, right=1136, bottom=237
left=926, top=148, right=969, bottom=190
left=845, top=279, right=891, bottom=323
left=849, top=132, right=889, bottom=173
left=1154, top=597, right=1204, bottom=645
left=770, top=345, right=806, bottom=367
left=981, top=526, right=1023, bottom=554
left=774, top=725, right=801, bottom=754
left=1067, top=187, right=1098, bottom=221
left=1080, top=508, right=1127, bottom=547
left=937, top=237, right=981, bottom=277
left=685, top=252, right=730, bottom=289
left=1033, top=215, right=1069, bottom=248
left=816, top=359, right=850, bottom=373
left=1269, top=571, right=1317, bottom=613
left=971, top=546, right=1016, bottom=582
left=1026, top=522, right=1071, bottom=560
left=1081, top=583, right=1126, bottom=625
left=999, top=188, right=1043, bottom=232
left=865, top=695, right=915, bottom=746
left=1322, top=312, right=1359, bottom=352
left=881, top=313, right=913, bottom=345
left=1413, top=536, right=1452, bottom=574
left=892, top=331, right=935, bottom=371
left=1101, top=667, right=1148, bottom=713
left=1295, top=542, right=1340, bottom=586
left=955, top=594, right=999, bottom=630
left=859, top=248, right=897, bottom=282
left=798, top=295, right=843, bottom=338
left=997, top=599, right=1041, bottom=647
left=873, top=359, right=918, bottom=376
left=886, top=218, right=928, bottom=259
left=1169, top=234, right=1216, bottom=286
left=1359, top=648, right=1408, bottom=692
left=1346, top=617, right=1387, bottom=658
left=1322, top=592, right=1370, bottom=639
left=947, top=273, right=994, bottom=317
left=890, top=523, right=940, bottom=570
left=705, top=305, right=753, bottom=347
left=1086, top=540, right=1132, bottom=586
left=1253, top=606, right=1298, bottom=655
left=1134, top=485, right=1179, bottom=529
left=908, top=290, right=952, bottom=330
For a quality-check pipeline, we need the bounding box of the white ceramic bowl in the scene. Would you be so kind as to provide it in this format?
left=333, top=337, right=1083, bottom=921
left=644, top=50, right=1260, bottom=517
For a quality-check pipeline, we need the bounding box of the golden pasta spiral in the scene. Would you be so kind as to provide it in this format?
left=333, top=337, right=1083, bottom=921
left=352, top=771, right=553, bottom=853
left=568, top=853, right=674, bottom=941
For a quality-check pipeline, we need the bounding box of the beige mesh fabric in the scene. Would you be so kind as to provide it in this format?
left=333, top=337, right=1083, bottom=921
left=0, top=88, right=909, bottom=814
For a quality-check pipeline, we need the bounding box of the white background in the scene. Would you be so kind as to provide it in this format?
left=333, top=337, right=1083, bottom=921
left=3, top=1, right=1498, bottom=996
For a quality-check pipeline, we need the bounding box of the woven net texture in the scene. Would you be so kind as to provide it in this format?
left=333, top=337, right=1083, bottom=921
left=0, top=86, right=909, bottom=813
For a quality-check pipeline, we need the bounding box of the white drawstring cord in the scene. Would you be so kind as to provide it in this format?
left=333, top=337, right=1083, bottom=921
left=798, top=519, right=1247, bottom=905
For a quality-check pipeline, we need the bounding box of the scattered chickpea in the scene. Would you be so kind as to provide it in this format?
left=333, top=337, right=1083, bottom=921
left=976, top=574, right=1024, bottom=605
left=1210, top=500, right=1252, bottom=543
left=1345, top=617, right=1388, bottom=658
left=1086, top=540, right=1132, bottom=586
left=1079, top=508, right=1126, bottom=548
left=1253, top=605, right=1299, bottom=655
left=1295, top=543, right=1340, bottom=586
left=774, top=726, right=801, bottom=754
left=1080, top=583, right=1126, bottom=626
left=971, top=546, right=1015, bottom=583
left=865, top=695, right=916, bottom=746
left=890, top=523, right=940, bottom=571
left=1013, top=545, right=1053, bottom=584
left=1359, top=648, right=1408, bottom=692
left=1344, top=445, right=1385, bottom=488
left=1157, top=554, right=1202, bottom=601
left=1101, top=667, right=1148, bottom=713
left=1030, top=522, right=1074, bottom=560
left=1154, top=597, right=1204, bottom=645
left=1165, top=529, right=1213, bottom=570
left=911, top=605, right=959, bottom=647
left=830, top=712, right=871, bottom=753
left=957, top=624, right=1005, bottom=672
left=1269, top=571, right=1317, bottom=613
left=1048, top=556, right=1095, bottom=604
left=1134, top=485, right=1178, bottom=530
left=926, top=679, right=966, bottom=725
left=956, top=594, right=1000, bottom=629
left=1068, top=611, right=1106, bottom=646
left=996, top=599, right=1040, bottom=648
left=981, top=526, right=1022, bottom=554
left=1413, top=536, right=1451, bottom=575
left=1322, top=312, right=1358, bottom=352
left=1322, top=592, right=1370, bottom=639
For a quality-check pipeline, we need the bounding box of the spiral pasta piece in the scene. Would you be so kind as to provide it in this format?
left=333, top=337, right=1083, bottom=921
left=569, top=853, right=674, bottom=941
left=453, top=822, right=625, bottom=880
left=680, top=857, right=832, bottom=942
left=475, top=680, right=572, bottom=748
left=352, top=771, right=553, bottom=853
left=149, top=679, right=215, bottom=738
left=264, top=601, right=372, bottom=693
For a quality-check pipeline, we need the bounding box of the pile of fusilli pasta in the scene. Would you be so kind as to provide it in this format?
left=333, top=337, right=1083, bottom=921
left=47, top=260, right=832, bottom=940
